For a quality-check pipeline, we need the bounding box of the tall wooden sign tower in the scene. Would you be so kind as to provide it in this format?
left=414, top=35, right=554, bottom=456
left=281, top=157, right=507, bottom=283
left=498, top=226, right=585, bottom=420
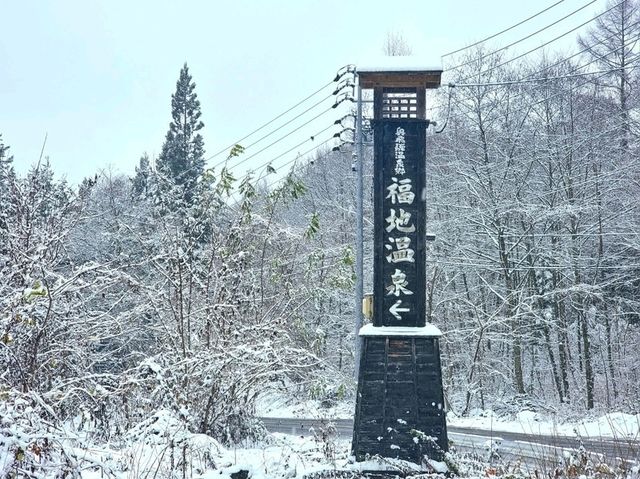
left=351, top=63, right=448, bottom=465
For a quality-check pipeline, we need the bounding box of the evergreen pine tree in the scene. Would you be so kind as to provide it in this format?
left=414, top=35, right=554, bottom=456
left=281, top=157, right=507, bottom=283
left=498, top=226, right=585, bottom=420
left=132, top=153, right=151, bottom=197
left=0, top=134, right=16, bottom=242
left=0, top=134, right=15, bottom=189
left=156, top=63, right=205, bottom=204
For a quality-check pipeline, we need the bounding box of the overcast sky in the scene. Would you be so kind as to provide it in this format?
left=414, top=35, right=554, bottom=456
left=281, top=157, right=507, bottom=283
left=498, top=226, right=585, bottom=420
left=1, top=0, right=605, bottom=184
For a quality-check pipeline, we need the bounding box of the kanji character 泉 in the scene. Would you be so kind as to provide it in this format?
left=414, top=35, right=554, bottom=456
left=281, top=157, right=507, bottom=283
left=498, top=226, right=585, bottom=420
left=386, top=268, right=414, bottom=297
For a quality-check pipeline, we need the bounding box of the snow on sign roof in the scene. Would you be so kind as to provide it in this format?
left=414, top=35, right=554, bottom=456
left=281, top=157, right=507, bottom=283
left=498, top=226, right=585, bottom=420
left=357, top=55, right=443, bottom=74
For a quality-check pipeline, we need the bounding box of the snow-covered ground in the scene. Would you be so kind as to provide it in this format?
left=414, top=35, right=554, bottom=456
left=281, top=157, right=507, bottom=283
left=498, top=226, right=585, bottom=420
left=194, top=433, right=351, bottom=479
left=1, top=406, right=351, bottom=479
left=0, top=408, right=456, bottom=478
left=4, top=394, right=639, bottom=478
left=256, top=394, right=354, bottom=420
left=449, top=410, right=640, bottom=440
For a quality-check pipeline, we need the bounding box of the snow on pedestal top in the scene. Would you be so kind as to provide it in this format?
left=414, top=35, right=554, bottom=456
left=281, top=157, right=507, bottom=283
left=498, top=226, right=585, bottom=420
left=359, top=323, right=443, bottom=337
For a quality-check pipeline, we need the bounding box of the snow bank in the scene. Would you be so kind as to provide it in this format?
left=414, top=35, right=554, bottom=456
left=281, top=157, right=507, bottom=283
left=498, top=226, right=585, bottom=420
left=256, top=393, right=354, bottom=420
left=449, top=409, right=640, bottom=439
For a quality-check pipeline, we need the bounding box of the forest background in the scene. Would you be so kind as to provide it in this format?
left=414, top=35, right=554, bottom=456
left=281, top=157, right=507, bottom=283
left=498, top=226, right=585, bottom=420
left=1, top=0, right=639, bottom=471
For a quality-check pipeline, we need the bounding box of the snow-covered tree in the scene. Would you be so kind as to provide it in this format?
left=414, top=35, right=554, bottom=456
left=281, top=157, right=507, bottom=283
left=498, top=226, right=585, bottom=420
left=155, top=63, right=205, bottom=206
left=578, top=0, right=640, bottom=151
left=132, top=152, right=152, bottom=197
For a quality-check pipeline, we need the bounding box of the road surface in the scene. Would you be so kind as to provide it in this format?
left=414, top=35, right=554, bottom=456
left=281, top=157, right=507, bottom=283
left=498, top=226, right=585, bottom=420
left=259, top=417, right=639, bottom=467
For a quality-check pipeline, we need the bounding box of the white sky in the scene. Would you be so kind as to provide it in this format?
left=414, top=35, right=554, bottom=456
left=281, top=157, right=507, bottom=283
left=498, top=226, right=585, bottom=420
left=0, top=0, right=605, bottom=184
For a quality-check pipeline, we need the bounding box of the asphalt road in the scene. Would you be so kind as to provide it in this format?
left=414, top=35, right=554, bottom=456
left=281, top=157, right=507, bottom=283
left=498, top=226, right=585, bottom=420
left=259, top=417, right=640, bottom=467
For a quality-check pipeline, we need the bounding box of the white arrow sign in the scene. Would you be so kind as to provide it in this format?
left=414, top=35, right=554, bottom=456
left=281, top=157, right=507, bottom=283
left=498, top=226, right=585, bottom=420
left=389, top=300, right=410, bottom=321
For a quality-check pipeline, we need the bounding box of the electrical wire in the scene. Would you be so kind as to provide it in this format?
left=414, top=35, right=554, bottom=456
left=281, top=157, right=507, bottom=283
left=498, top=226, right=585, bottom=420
left=209, top=132, right=337, bottom=197
left=204, top=79, right=334, bottom=162
left=435, top=87, right=455, bottom=134
left=515, top=19, right=640, bottom=81
left=149, top=74, right=352, bottom=192
left=447, top=28, right=640, bottom=88
left=227, top=137, right=344, bottom=210
left=436, top=16, right=638, bottom=135
left=452, top=63, right=637, bottom=87
left=267, top=138, right=333, bottom=188
left=442, top=0, right=567, bottom=58
left=259, top=137, right=335, bottom=188
left=447, top=0, right=599, bottom=71
left=457, top=0, right=627, bottom=83
left=445, top=55, right=640, bottom=130
left=435, top=14, right=639, bottom=139
left=225, top=116, right=336, bottom=173
left=209, top=93, right=335, bottom=171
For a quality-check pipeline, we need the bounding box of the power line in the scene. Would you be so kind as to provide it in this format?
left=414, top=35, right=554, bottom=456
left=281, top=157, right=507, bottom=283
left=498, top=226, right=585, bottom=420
left=249, top=126, right=356, bottom=193
left=442, top=0, right=567, bottom=58
left=435, top=87, right=454, bottom=133
left=447, top=0, right=599, bottom=71
left=449, top=29, right=640, bottom=87
left=159, top=70, right=354, bottom=192
left=210, top=93, right=335, bottom=171
left=516, top=19, right=640, bottom=81
left=204, top=79, right=334, bottom=162
left=212, top=132, right=336, bottom=197
left=221, top=124, right=340, bottom=199
left=425, top=259, right=640, bottom=271
left=226, top=137, right=342, bottom=210
left=445, top=55, right=640, bottom=131
left=225, top=115, right=336, bottom=173
left=452, top=64, right=637, bottom=87
left=149, top=87, right=340, bottom=190
left=258, top=137, right=335, bottom=189
left=459, top=0, right=626, bottom=82
left=195, top=120, right=348, bottom=200
left=263, top=138, right=337, bottom=190
left=436, top=20, right=640, bottom=137
left=215, top=73, right=354, bottom=176
left=435, top=9, right=638, bottom=131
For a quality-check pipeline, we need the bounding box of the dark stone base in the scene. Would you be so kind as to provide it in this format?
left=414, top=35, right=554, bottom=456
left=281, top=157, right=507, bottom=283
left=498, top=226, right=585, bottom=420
left=351, top=335, right=448, bottom=464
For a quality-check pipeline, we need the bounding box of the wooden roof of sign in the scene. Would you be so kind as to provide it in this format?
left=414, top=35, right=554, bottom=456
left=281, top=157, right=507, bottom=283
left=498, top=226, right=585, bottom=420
left=357, top=56, right=443, bottom=89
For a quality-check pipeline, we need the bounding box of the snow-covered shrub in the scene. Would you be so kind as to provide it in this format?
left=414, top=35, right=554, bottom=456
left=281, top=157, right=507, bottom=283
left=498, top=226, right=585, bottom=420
left=309, top=379, right=350, bottom=409
left=0, top=389, right=118, bottom=478
left=121, top=409, right=222, bottom=477
left=117, top=340, right=315, bottom=446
